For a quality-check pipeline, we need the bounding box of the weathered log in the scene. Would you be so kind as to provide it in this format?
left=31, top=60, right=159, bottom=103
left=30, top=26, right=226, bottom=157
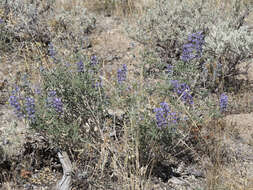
left=55, top=151, right=72, bottom=190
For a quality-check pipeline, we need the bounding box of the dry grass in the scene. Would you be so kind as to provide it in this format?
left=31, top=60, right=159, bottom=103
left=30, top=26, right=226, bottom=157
left=83, top=0, right=155, bottom=17
left=202, top=110, right=253, bottom=190
left=54, top=0, right=85, bottom=11
left=206, top=158, right=253, bottom=190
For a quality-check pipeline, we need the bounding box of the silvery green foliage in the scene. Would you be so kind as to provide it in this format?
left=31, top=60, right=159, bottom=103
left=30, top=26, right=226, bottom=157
left=202, top=18, right=253, bottom=90
left=1, top=0, right=54, bottom=44
left=52, top=6, right=96, bottom=50
left=0, top=0, right=96, bottom=52
left=129, top=0, right=253, bottom=91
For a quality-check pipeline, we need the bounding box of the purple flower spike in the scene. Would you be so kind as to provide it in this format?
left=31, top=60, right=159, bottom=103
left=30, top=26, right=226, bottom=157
left=181, top=31, right=204, bottom=62
left=52, top=97, right=63, bottom=114
left=9, top=95, right=23, bottom=118
left=90, top=55, right=99, bottom=66
left=167, top=64, right=173, bottom=73
left=48, top=42, right=56, bottom=57
left=24, top=97, right=36, bottom=121
left=117, top=64, right=127, bottom=84
left=47, top=90, right=64, bottom=114
left=76, top=61, right=84, bottom=73
left=219, top=93, right=228, bottom=112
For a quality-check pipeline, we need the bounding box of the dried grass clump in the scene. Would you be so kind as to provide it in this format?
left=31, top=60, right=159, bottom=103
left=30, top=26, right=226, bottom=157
left=84, top=0, right=151, bottom=17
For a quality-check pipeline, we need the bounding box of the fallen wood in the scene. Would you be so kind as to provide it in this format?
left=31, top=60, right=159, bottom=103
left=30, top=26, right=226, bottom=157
left=55, top=151, right=72, bottom=190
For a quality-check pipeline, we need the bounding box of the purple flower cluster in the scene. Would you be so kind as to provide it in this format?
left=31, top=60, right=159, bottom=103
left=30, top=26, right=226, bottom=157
left=167, top=64, right=173, bottom=73
left=35, top=87, right=41, bottom=95
left=219, top=93, right=228, bottom=112
left=48, top=42, right=56, bottom=57
left=9, top=92, right=23, bottom=118
left=181, top=32, right=204, bottom=62
left=24, top=97, right=36, bottom=121
left=90, top=55, right=98, bottom=66
left=9, top=87, right=36, bottom=122
left=117, top=64, right=127, bottom=84
left=171, top=80, right=193, bottom=105
left=154, top=102, right=177, bottom=128
left=76, top=61, right=84, bottom=73
left=47, top=90, right=63, bottom=114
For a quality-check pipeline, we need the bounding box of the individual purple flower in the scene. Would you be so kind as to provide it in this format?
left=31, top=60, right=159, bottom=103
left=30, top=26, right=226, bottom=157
left=117, top=64, right=127, bottom=84
left=65, top=63, right=71, bottom=67
left=24, top=97, right=36, bottom=121
left=76, top=61, right=84, bottom=73
left=154, top=102, right=177, bottom=128
left=219, top=93, right=228, bottom=112
left=181, top=31, right=204, bottom=62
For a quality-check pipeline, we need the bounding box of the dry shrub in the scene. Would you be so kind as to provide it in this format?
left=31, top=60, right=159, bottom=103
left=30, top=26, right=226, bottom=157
left=84, top=0, right=155, bottom=17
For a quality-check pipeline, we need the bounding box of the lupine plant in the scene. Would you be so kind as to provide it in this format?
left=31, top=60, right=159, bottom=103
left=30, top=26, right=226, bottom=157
left=48, top=42, right=56, bottom=58
left=9, top=89, right=23, bottom=118
left=76, top=61, right=85, bottom=73
left=166, top=64, right=173, bottom=74
left=171, top=80, right=194, bottom=105
left=24, top=97, right=36, bottom=122
left=46, top=90, right=64, bottom=115
left=154, top=102, right=178, bottom=128
left=90, top=55, right=99, bottom=66
left=9, top=87, right=37, bottom=123
left=219, top=93, right=228, bottom=112
left=48, top=42, right=58, bottom=64
left=28, top=55, right=108, bottom=149
left=181, top=32, right=204, bottom=62
left=117, top=64, right=127, bottom=84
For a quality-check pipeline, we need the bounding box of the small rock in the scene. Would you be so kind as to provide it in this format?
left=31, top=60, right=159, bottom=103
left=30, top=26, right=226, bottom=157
left=2, top=138, right=10, bottom=145
left=107, top=108, right=125, bottom=119
left=168, top=177, right=186, bottom=185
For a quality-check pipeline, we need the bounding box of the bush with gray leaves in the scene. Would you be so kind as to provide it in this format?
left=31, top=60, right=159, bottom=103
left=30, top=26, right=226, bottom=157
left=128, top=0, right=253, bottom=92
